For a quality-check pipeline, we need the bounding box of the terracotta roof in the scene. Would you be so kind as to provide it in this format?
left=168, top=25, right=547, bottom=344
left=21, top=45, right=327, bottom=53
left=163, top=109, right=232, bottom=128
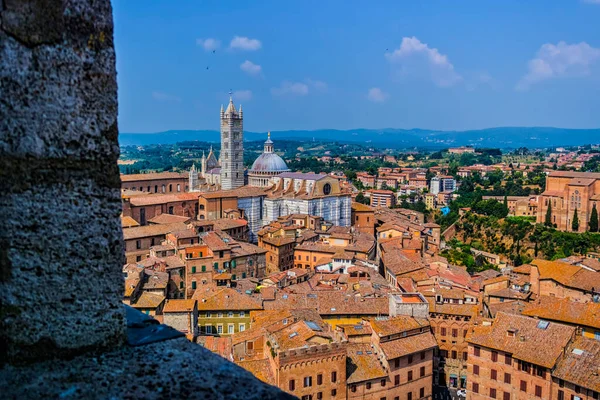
left=482, top=275, right=510, bottom=286
left=211, top=218, right=248, bottom=231
left=547, top=170, right=600, bottom=179
left=270, top=320, right=333, bottom=351
left=379, top=331, right=438, bottom=360
left=487, top=288, right=531, bottom=300
left=532, top=259, right=600, bottom=292
left=193, top=288, right=262, bottom=311
left=163, top=299, right=197, bottom=313
left=553, top=336, right=600, bottom=392
left=351, top=202, right=374, bottom=212
left=236, top=359, right=276, bottom=386
left=370, top=316, right=430, bottom=337
left=120, top=172, right=187, bottom=182
left=427, top=301, right=480, bottom=318
left=148, top=214, right=191, bottom=224
left=467, top=312, right=576, bottom=368
left=121, top=215, right=140, bottom=228
left=142, top=270, right=169, bottom=290
left=122, top=223, right=187, bottom=240
left=132, top=292, right=165, bottom=309
left=338, top=324, right=373, bottom=337
left=346, top=343, right=387, bottom=384
left=521, top=296, right=600, bottom=329
left=487, top=300, right=528, bottom=317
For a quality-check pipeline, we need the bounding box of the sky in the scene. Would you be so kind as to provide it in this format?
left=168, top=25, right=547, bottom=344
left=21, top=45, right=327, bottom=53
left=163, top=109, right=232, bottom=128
left=112, top=0, right=600, bottom=134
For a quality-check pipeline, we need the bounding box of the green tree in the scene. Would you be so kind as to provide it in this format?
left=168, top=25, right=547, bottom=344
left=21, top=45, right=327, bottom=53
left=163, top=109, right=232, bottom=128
left=545, top=203, right=552, bottom=226
left=572, top=208, right=579, bottom=232
left=590, top=204, right=599, bottom=232
left=355, top=192, right=369, bottom=205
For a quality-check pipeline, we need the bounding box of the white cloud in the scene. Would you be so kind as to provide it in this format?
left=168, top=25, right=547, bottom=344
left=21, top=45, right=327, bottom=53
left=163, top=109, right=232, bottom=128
left=516, top=41, right=600, bottom=90
left=271, top=81, right=309, bottom=96
left=233, top=90, right=252, bottom=102
left=367, top=87, right=389, bottom=103
left=152, top=91, right=181, bottom=103
left=385, top=36, right=462, bottom=87
left=240, top=60, right=262, bottom=76
left=305, top=78, right=328, bottom=91
left=196, top=38, right=220, bottom=52
left=230, top=36, right=262, bottom=51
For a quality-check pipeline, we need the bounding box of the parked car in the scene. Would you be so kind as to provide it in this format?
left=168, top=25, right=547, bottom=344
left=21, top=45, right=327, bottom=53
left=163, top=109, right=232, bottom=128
left=457, top=389, right=467, bottom=398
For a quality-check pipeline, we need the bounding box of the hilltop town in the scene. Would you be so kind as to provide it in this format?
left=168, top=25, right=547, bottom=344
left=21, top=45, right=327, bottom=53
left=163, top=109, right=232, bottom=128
left=120, top=98, right=600, bottom=400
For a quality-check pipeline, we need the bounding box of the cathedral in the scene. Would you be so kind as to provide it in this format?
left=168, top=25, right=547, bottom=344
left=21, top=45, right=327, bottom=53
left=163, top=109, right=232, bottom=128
left=189, top=95, right=352, bottom=240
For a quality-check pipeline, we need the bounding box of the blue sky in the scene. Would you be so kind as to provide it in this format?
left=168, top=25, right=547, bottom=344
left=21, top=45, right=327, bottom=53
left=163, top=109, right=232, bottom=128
left=113, top=0, right=600, bottom=133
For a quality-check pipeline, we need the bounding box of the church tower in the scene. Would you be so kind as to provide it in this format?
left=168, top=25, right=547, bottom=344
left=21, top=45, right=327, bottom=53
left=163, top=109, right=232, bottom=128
left=220, top=93, right=244, bottom=189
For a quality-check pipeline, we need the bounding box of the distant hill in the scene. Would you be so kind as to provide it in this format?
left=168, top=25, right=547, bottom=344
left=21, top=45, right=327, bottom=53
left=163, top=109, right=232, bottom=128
left=119, top=127, right=600, bottom=148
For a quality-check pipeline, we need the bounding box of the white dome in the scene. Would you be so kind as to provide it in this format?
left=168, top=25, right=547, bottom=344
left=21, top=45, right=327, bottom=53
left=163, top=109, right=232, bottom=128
left=250, top=153, right=290, bottom=173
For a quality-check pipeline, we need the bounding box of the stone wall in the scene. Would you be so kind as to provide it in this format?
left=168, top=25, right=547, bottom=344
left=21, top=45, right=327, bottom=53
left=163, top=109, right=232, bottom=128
left=1, top=0, right=125, bottom=363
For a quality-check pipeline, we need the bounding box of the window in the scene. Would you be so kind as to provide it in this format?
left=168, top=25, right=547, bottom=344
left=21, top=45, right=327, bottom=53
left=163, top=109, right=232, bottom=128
left=503, top=392, right=510, bottom=400
left=394, top=359, right=400, bottom=368
left=463, top=352, right=468, bottom=361
left=331, top=389, right=336, bottom=397
left=441, top=327, right=447, bottom=336
left=473, top=365, right=479, bottom=376
left=408, top=354, right=413, bottom=364
left=240, top=311, right=245, bottom=317
left=201, top=265, right=206, bottom=272
left=490, top=388, right=497, bottom=399
left=168, top=206, right=174, bottom=214
left=316, top=393, right=322, bottom=400
left=492, top=351, right=498, bottom=362
left=366, top=382, right=371, bottom=389
left=407, top=392, right=412, bottom=400
left=239, top=324, right=245, bottom=332
left=394, top=375, right=400, bottom=385
left=227, top=312, right=234, bottom=318
left=317, top=374, right=322, bottom=385
left=192, top=266, right=196, bottom=273
left=331, top=371, right=337, bottom=383
left=191, top=281, right=197, bottom=289
left=177, top=184, right=181, bottom=192
left=536, top=367, right=546, bottom=379
left=351, top=385, right=356, bottom=393
left=535, top=385, right=542, bottom=398
left=557, top=390, right=564, bottom=400
left=473, top=383, right=479, bottom=393
left=420, top=366, right=425, bottom=377
left=380, top=379, right=386, bottom=387
left=420, top=388, right=425, bottom=398
left=407, top=371, right=413, bottom=381
left=452, top=328, right=458, bottom=337
left=520, top=381, right=527, bottom=392
left=289, top=380, right=295, bottom=391
left=217, top=325, right=223, bottom=334
left=420, top=351, right=425, bottom=360
left=303, top=376, right=312, bottom=388
left=228, top=324, right=234, bottom=334
left=474, top=346, right=480, bottom=356
left=491, top=369, right=497, bottom=380
left=451, top=350, right=457, bottom=359
left=504, top=373, right=511, bottom=384
left=136, top=240, right=141, bottom=250
left=505, top=354, right=512, bottom=365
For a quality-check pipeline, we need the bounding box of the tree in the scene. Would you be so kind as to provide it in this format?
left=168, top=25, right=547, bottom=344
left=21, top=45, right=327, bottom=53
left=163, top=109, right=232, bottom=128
left=503, top=195, right=509, bottom=215
left=572, top=208, right=579, bottom=232
left=545, top=203, right=552, bottom=226
left=590, top=204, right=599, bottom=232
left=355, top=192, right=369, bottom=205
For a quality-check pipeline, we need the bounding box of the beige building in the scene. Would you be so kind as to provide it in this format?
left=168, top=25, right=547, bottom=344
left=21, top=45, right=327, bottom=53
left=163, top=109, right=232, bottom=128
left=537, top=171, right=600, bottom=231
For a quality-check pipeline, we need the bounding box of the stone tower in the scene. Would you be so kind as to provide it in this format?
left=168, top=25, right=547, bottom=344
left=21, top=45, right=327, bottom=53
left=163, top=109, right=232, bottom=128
left=220, top=94, right=244, bottom=189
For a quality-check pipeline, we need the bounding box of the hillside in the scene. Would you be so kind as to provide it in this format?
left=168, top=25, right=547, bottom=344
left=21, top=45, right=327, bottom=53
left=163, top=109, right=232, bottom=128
left=119, top=127, right=600, bottom=148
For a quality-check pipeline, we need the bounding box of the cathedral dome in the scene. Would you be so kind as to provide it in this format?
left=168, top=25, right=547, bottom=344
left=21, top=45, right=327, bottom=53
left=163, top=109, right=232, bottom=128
left=250, top=152, right=290, bottom=173
left=250, top=132, right=290, bottom=174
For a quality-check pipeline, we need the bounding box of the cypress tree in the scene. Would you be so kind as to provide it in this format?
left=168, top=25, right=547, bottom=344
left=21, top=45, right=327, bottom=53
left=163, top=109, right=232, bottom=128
left=590, top=204, right=599, bottom=232
left=572, top=208, right=579, bottom=232
left=545, top=203, right=552, bottom=226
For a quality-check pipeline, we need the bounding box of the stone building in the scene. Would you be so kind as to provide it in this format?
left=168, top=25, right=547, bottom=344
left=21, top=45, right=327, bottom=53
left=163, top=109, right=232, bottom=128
left=536, top=171, right=600, bottom=231
left=163, top=299, right=198, bottom=338
left=248, top=132, right=290, bottom=187
left=467, top=312, right=576, bottom=400
left=122, top=192, right=200, bottom=225
left=194, top=288, right=262, bottom=336
left=121, top=171, right=189, bottom=193
left=220, top=95, right=245, bottom=190
left=351, top=202, right=375, bottom=236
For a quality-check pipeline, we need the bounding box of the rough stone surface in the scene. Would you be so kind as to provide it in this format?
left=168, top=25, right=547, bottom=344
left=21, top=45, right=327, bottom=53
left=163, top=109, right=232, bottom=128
left=0, top=338, right=295, bottom=399
left=0, top=0, right=124, bottom=363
